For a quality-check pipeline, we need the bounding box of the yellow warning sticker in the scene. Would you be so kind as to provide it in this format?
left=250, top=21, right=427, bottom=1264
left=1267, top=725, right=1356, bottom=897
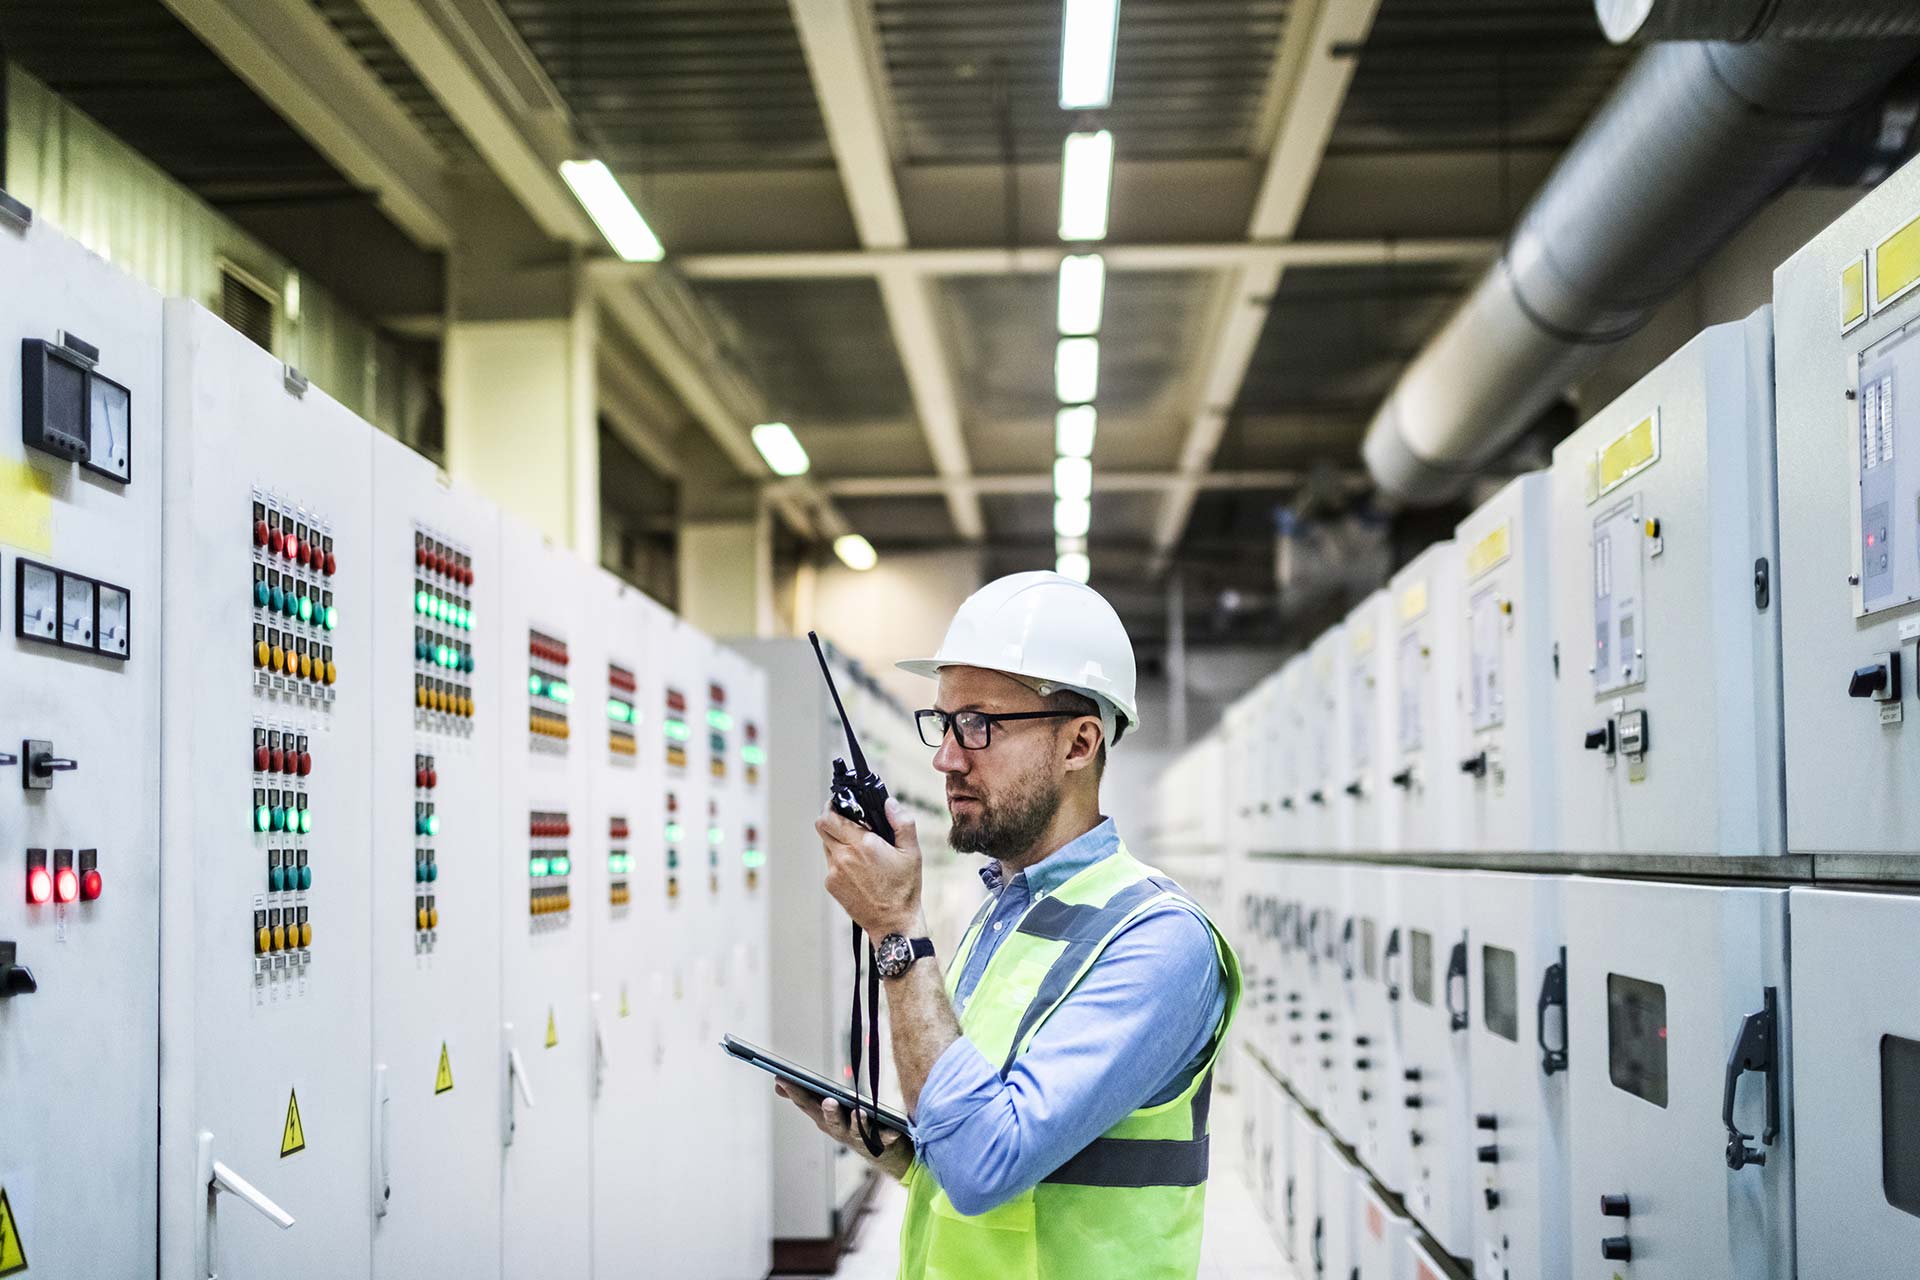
left=545, top=1007, right=558, bottom=1049
left=435, top=1042, right=455, bottom=1095
left=1843, top=256, right=1868, bottom=332
left=618, top=984, right=631, bottom=1018
left=1596, top=411, right=1660, bottom=499
left=1874, top=211, right=1920, bottom=313
left=0, top=1185, right=28, bottom=1276
left=1466, top=520, right=1511, bottom=580
left=280, top=1088, right=307, bottom=1158
left=1398, top=580, right=1428, bottom=623
left=0, top=459, right=54, bottom=556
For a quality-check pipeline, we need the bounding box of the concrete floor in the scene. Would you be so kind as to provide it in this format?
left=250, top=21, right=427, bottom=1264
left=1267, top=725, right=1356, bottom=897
left=811, top=1085, right=1294, bottom=1280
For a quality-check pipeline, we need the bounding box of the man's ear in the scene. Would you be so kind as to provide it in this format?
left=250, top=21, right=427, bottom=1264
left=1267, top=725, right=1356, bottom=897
left=1060, top=717, right=1104, bottom=773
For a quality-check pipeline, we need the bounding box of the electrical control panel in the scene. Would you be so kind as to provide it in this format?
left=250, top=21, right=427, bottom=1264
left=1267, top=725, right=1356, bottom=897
left=1388, top=542, right=1466, bottom=853
left=1775, top=155, right=1920, bottom=857
left=1565, top=879, right=1791, bottom=1280
left=1453, top=472, right=1559, bottom=855
left=1386, top=866, right=1472, bottom=1260
left=495, top=514, right=593, bottom=1280
left=158, top=298, right=374, bottom=1278
left=0, top=212, right=164, bottom=1277
left=1549, top=308, right=1784, bottom=857
left=368, top=430, right=501, bottom=1279
left=1301, top=625, right=1349, bottom=854
left=1342, top=591, right=1395, bottom=852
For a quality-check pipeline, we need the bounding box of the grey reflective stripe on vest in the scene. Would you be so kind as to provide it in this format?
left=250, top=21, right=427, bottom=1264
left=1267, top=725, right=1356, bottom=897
left=1042, top=1070, right=1215, bottom=1189
left=997, top=878, right=1175, bottom=1076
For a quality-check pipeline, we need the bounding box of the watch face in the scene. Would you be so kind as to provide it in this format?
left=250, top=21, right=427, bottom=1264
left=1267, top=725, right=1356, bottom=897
left=876, top=933, right=913, bottom=977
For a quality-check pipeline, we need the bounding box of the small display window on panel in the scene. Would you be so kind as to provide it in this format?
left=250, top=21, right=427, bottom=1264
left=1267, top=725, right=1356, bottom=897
left=608, top=664, right=638, bottom=762
left=413, top=526, right=476, bottom=731
left=251, top=491, right=338, bottom=704
left=528, top=631, right=571, bottom=750
left=1606, top=973, right=1669, bottom=1108
left=1854, top=323, right=1920, bottom=617
left=1882, top=1034, right=1920, bottom=1219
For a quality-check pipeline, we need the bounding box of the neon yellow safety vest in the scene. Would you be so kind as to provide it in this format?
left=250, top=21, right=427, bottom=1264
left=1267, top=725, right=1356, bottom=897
left=898, top=844, right=1243, bottom=1280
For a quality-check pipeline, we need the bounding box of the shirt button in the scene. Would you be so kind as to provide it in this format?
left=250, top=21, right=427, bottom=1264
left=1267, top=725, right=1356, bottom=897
left=994, top=921, right=1005, bottom=931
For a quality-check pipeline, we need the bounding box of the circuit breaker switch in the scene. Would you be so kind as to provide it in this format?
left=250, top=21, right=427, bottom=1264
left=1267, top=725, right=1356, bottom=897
left=1848, top=652, right=1900, bottom=702
left=1583, top=723, right=1617, bottom=754
left=1617, top=710, right=1649, bottom=757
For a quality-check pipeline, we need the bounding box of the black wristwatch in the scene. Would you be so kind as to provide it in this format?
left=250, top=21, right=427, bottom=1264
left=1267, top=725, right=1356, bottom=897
left=874, top=933, right=935, bottom=980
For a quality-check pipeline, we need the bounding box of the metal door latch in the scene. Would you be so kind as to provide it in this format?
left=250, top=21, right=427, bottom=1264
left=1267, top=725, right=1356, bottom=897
left=1722, top=986, right=1780, bottom=1171
left=1536, top=946, right=1569, bottom=1076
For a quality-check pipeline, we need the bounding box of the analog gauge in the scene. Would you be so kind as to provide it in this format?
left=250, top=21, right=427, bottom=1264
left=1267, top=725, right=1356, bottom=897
left=60, top=572, right=96, bottom=650
left=16, top=560, right=59, bottom=643
left=97, top=583, right=130, bottom=659
left=85, top=374, right=132, bottom=483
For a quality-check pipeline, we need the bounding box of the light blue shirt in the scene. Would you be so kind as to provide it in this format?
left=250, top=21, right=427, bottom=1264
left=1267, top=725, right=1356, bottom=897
left=909, top=818, right=1228, bottom=1216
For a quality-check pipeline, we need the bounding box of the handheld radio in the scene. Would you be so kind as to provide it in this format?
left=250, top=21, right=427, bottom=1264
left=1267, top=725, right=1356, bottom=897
left=808, top=631, right=892, bottom=1155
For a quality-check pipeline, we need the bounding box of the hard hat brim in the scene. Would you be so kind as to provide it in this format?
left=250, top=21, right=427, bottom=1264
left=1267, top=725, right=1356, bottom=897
left=895, top=657, right=947, bottom=680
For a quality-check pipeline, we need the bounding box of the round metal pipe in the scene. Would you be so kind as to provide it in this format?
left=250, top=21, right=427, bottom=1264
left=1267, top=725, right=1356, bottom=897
left=1598, top=0, right=1920, bottom=43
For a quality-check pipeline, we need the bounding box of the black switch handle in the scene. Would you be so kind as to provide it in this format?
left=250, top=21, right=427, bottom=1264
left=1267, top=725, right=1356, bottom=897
left=1584, top=724, right=1616, bottom=753
left=1476, top=1113, right=1498, bottom=1131
left=32, top=754, right=77, bottom=775
left=1850, top=663, right=1890, bottom=698
left=1476, top=1144, right=1499, bottom=1164
left=1390, top=767, right=1414, bottom=789
left=1343, top=780, right=1364, bottom=798
left=1459, top=751, right=1488, bottom=777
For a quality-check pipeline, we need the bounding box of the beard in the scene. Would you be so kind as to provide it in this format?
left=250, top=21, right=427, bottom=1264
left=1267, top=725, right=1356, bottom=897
left=949, top=770, right=1062, bottom=861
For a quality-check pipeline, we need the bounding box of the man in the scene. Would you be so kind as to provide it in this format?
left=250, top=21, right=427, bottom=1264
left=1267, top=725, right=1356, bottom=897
left=777, top=570, right=1241, bottom=1278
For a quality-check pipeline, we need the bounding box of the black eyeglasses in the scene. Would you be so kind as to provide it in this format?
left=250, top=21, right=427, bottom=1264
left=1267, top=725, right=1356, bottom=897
left=916, top=708, right=1078, bottom=750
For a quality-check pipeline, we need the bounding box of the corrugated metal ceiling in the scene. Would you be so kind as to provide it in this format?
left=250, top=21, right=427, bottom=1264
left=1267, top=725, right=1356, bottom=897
left=309, top=0, right=479, bottom=164
left=873, top=0, right=1292, bottom=163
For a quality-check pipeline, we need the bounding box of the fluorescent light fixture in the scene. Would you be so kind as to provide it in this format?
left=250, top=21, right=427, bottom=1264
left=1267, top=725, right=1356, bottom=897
left=1054, top=455, right=1093, bottom=502
left=1056, top=405, right=1098, bottom=459
left=750, top=421, right=810, bottom=476
left=833, top=534, right=878, bottom=572
left=1056, top=535, right=1088, bottom=556
left=559, top=159, right=665, bottom=263
left=1059, top=0, right=1120, bottom=110
left=1058, top=130, right=1114, bottom=242
left=1054, top=497, right=1091, bottom=539
left=1055, top=336, right=1100, bottom=404
left=1057, top=253, right=1106, bottom=335
left=1057, top=550, right=1091, bottom=583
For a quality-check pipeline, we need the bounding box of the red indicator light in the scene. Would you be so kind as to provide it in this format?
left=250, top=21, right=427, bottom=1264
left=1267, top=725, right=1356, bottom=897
left=268, top=528, right=285, bottom=556
left=53, top=868, right=78, bottom=904
left=80, top=869, right=103, bottom=901
left=1658, top=1026, right=1668, bottom=1039
left=270, top=747, right=285, bottom=773
left=297, top=752, right=313, bottom=777
left=1869, top=533, right=1877, bottom=547
left=254, top=746, right=270, bottom=772
left=283, top=536, right=298, bottom=562
left=26, top=867, right=51, bottom=905
left=325, top=551, right=337, bottom=576
left=254, top=520, right=270, bottom=547
left=416, top=547, right=430, bottom=569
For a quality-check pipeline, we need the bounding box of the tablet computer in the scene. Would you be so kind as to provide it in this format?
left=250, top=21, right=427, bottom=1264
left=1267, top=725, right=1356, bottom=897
left=721, top=1033, right=913, bottom=1136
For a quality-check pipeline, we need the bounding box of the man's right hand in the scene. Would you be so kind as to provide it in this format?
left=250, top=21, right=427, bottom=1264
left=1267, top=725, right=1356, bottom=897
left=774, top=1081, right=914, bottom=1181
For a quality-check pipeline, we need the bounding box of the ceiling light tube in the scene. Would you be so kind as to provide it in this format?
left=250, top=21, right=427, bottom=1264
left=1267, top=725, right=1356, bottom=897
left=1058, top=130, right=1114, bottom=243
left=1055, top=405, right=1097, bottom=459
left=1059, top=0, right=1120, bottom=110
left=560, top=159, right=665, bottom=263
left=750, top=422, right=811, bottom=477
left=1055, top=336, right=1100, bottom=405
left=1054, top=497, right=1092, bottom=539
left=1056, top=534, right=1088, bottom=556
left=1054, top=455, right=1093, bottom=502
left=1057, top=253, right=1106, bottom=336
left=833, top=534, right=878, bottom=572
left=1056, top=550, right=1092, bottom=583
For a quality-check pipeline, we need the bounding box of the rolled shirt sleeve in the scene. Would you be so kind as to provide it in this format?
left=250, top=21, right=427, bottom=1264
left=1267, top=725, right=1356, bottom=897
left=909, top=903, right=1227, bottom=1217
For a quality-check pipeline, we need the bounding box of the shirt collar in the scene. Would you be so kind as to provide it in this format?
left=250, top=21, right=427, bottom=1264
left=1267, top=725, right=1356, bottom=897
left=978, top=817, right=1120, bottom=896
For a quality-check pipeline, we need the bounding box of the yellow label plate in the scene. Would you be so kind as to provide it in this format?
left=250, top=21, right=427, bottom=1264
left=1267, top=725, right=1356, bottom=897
left=1843, top=256, right=1867, bottom=333
left=1874, top=211, right=1920, bottom=314
left=1596, top=412, right=1660, bottom=499
left=1467, top=520, right=1511, bottom=579
left=0, top=459, right=55, bottom=554
left=1351, top=623, right=1375, bottom=656
left=1398, top=580, right=1428, bottom=622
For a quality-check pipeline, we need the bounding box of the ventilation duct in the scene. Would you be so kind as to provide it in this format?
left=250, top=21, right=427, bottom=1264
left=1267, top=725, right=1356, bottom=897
left=1363, top=38, right=1919, bottom=503
left=1597, top=0, right=1920, bottom=42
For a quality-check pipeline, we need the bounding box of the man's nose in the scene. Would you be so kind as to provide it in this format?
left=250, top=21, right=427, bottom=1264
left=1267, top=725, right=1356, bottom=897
left=932, top=728, right=968, bottom=775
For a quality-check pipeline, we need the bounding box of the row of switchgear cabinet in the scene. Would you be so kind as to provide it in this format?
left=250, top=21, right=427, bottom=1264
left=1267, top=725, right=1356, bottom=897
left=1180, top=146, right=1920, bottom=864
left=1167, top=145, right=1920, bottom=1279
left=1231, top=863, right=1916, bottom=1280
left=0, top=211, right=777, bottom=1276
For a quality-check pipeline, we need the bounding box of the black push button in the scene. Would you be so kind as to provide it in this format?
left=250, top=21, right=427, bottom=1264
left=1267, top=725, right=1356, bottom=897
left=1601, top=1194, right=1631, bottom=1218
left=1602, top=1237, right=1632, bottom=1262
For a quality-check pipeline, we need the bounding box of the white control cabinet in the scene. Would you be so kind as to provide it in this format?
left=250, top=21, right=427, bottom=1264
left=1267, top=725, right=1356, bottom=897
left=1385, top=866, right=1471, bottom=1261
left=1453, top=472, right=1558, bottom=855
left=1354, top=1174, right=1415, bottom=1280
left=1549, top=309, right=1785, bottom=856
left=1788, top=887, right=1920, bottom=1276
left=0, top=215, right=164, bottom=1277
left=159, top=299, right=374, bottom=1278
left=1303, top=627, right=1350, bottom=854
left=1388, top=540, right=1465, bottom=854
left=1343, top=591, right=1396, bottom=852
left=1774, top=152, right=1920, bottom=857
left=1317, top=1132, right=1357, bottom=1280
left=1342, top=864, right=1398, bottom=1187
left=369, top=431, right=502, bottom=1279
left=1461, top=872, right=1568, bottom=1280
left=1566, top=878, right=1791, bottom=1279
left=1274, top=655, right=1310, bottom=852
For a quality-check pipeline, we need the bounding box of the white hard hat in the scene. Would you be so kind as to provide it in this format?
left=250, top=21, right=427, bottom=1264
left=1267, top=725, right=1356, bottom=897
left=898, top=571, right=1139, bottom=745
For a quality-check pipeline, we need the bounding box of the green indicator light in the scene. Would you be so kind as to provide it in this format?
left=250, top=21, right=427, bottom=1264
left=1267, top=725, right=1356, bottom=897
left=254, top=805, right=272, bottom=833
left=298, top=810, right=313, bottom=835
left=415, top=590, right=430, bottom=615
left=707, top=709, right=733, bottom=731
left=298, top=597, right=313, bottom=623
left=742, top=745, right=766, bottom=766
left=254, top=582, right=269, bottom=608
left=529, top=856, right=550, bottom=878
left=708, top=826, right=724, bottom=845
left=551, top=855, right=571, bottom=876
left=607, top=699, right=634, bottom=723
left=270, top=807, right=287, bottom=833
left=324, top=606, right=337, bottom=631
left=425, top=813, right=440, bottom=837
left=664, top=822, right=684, bottom=843
left=549, top=680, right=573, bottom=704
left=743, top=849, right=766, bottom=869
left=664, top=719, right=690, bottom=742
left=529, top=673, right=544, bottom=697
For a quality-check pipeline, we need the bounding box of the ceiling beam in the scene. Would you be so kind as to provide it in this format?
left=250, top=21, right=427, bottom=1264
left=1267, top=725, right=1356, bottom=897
left=788, top=0, right=986, bottom=542
left=358, top=0, right=592, bottom=244
left=650, top=236, right=1498, bottom=281
left=823, top=469, right=1371, bottom=498
left=597, top=346, right=684, bottom=482
left=160, top=0, right=455, bottom=249
left=1148, top=0, right=1385, bottom=574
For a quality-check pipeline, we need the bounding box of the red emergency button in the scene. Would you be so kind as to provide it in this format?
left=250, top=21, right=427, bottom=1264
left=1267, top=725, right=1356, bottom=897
left=80, top=869, right=103, bottom=901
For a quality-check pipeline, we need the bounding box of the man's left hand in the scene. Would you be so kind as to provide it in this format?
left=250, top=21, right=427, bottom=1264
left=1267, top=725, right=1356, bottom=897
left=816, top=798, right=924, bottom=938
